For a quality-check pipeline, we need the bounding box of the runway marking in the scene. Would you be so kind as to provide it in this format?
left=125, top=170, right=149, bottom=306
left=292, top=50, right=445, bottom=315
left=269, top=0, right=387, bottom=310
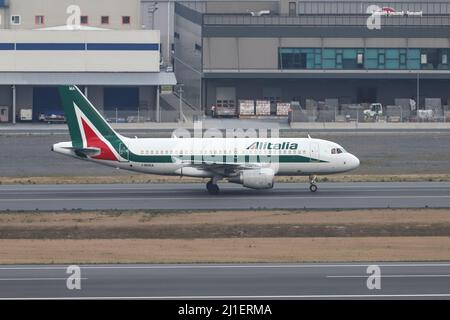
left=1, top=263, right=450, bottom=270
left=327, top=275, right=450, bottom=278
left=1, top=184, right=449, bottom=193
left=2, top=294, right=450, bottom=300
left=0, top=278, right=87, bottom=281
left=1, top=195, right=450, bottom=202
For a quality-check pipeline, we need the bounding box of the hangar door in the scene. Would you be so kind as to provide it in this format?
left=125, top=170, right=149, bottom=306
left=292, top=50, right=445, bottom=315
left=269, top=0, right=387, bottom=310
left=104, top=87, right=139, bottom=111
left=216, top=87, right=236, bottom=109
left=33, top=87, right=63, bottom=119
left=104, top=87, right=140, bottom=122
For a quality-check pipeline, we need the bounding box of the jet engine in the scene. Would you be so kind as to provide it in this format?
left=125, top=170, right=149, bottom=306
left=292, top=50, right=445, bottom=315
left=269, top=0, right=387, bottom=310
left=229, top=168, right=275, bottom=189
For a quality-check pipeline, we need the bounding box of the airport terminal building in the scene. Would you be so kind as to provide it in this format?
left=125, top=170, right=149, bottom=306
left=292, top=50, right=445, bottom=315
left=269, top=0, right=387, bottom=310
left=174, top=0, right=450, bottom=118
left=0, top=0, right=176, bottom=123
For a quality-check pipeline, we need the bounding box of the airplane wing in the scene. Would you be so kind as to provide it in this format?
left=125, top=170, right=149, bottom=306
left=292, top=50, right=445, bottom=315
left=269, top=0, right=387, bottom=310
left=172, top=156, right=262, bottom=176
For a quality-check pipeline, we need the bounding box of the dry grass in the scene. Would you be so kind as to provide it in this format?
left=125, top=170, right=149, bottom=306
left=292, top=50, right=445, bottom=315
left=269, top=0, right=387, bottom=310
left=0, top=237, right=449, bottom=264
left=0, top=209, right=450, bottom=264
left=1, top=208, right=450, bottom=228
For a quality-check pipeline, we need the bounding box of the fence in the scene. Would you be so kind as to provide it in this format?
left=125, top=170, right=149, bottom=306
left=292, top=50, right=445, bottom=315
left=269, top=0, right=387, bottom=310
left=99, top=104, right=450, bottom=124
left=102, top=108, right=206, bottom=124
left=290, top=104, right=450, bottom=123
left=204, top=14, right=450, bottom=27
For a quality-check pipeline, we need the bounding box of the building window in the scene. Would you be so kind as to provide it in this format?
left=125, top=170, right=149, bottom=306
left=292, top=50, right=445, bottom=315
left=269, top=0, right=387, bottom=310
left=279, top=47, right=429, bottom=70
left=81, top=16, right=89, bottom=25
left=122, top=16, right=131, bottom=24
left=421, top=53, right=428, bottom=65
left=357, top=53, right=364, bottom=65
left=10, top=15, right=21, bottom=25
left=216, top=100, right=235, bottom=109
left=288, top=2, right=297, bottom=16
left=279, top=48, right=307, bottom=69
left=101, top=16, right=109, bottom=24
left=35, top=15, right=45, bottom=25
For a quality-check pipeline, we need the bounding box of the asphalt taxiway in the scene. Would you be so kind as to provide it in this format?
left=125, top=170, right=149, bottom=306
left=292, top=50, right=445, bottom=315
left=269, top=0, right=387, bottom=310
left=0, top=262, right=449, bottom=299
left=0, top=182, right=449, bottom=211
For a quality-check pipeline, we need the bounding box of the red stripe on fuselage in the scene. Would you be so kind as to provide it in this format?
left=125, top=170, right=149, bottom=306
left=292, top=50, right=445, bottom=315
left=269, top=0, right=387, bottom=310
left=81, top=118, right=118, bottom=161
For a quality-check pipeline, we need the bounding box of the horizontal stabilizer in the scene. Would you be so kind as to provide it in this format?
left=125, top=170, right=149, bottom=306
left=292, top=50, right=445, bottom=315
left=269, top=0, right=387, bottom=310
left=64, top=147, right=101, bottom=158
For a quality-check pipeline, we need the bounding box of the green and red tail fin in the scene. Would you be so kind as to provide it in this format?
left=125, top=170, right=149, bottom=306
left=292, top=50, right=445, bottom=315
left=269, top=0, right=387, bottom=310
left=58, top=85, right=126, bottom=161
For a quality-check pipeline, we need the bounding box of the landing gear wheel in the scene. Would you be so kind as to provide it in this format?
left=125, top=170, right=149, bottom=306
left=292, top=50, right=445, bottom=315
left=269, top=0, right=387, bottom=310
left=206, top=181, right=220, bottom=195
left=309, top=184, right=318, bottom=193
left=309, top=175, right=318, bottom=193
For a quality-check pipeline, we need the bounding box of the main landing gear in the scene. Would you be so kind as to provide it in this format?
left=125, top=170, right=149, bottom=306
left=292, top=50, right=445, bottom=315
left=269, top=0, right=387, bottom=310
left=309, top=175, right=318, bottom=193
left=206, top=179, right=220, bottom=195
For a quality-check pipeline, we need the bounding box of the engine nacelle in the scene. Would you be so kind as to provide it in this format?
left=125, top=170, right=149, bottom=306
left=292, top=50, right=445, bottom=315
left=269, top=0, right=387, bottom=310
left=229, top=168, right=275, bottom=189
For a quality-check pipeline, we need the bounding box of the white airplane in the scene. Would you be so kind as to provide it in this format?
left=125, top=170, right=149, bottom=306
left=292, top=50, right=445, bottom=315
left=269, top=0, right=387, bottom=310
left=52, top=85, right=360, bottom=194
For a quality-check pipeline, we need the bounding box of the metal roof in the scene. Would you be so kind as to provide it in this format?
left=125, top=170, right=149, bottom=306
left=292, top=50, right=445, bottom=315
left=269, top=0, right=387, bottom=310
left=0, top=72, right=177, bottom=86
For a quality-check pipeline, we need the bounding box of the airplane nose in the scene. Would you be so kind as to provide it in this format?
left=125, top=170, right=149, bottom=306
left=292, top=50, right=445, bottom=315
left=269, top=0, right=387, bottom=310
left=351, top=154, right=360, bottom=169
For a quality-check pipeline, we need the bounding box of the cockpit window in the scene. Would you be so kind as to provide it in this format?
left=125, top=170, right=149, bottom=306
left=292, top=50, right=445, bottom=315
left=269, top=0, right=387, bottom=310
left=332, top=148, right=345, bottom=154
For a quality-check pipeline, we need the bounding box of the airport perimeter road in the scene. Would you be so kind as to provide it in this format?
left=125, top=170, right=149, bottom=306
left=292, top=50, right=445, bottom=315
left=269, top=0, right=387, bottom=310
left=1, top=182, right=450, bottom=211
left=0, top=263, right=450, bottom=299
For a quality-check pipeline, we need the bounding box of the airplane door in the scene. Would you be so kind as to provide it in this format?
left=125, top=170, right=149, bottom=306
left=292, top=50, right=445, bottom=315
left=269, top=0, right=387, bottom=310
left=310, top=142, right=320, bottom=162
left=119, top=143, right=129, bottom=162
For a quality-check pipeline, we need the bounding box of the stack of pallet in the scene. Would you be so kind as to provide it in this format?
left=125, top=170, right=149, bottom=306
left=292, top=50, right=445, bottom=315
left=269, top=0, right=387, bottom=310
left=276, top=102, right=290, bottom=116
left=239, top=100, right=255, bottom=117
left=255, top=100, right=271, bottom=116
left=425, top=98, right=443, bottom=120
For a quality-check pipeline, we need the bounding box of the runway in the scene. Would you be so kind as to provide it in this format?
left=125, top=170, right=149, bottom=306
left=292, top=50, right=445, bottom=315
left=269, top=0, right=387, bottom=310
left=0, top=262, right=450, bottom=299
left=1, top=182, right=450, bottom=211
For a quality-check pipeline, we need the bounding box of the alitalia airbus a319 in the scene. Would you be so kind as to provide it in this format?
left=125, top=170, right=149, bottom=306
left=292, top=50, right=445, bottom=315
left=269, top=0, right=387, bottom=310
left=52, top=85, right=360, bottom=194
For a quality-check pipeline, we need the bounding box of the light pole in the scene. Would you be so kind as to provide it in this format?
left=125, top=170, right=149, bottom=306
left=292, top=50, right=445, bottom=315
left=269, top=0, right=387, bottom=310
left=167, top=0, right=171, bottom=66
left=177, top=84, right=185, bottom=122
left=416, top=72, right=420, bottom=110
left=148, top=2, right=159, bottom=30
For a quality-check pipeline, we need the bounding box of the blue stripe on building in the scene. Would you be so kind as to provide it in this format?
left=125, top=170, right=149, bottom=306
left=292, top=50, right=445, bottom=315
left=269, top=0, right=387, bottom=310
left=1, top=43, right=159, bottom=51
left=16, top=43, right=86, bottom=50
left=87, top=43, right=159, bottom=51
left=0, top=43, right=15, bottom=50
left=0, top=0, right=5, bottom=7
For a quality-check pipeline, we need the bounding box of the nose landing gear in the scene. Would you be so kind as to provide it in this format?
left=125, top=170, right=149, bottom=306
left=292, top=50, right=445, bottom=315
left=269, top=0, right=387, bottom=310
left=309, top=175, right=318, bottom=192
